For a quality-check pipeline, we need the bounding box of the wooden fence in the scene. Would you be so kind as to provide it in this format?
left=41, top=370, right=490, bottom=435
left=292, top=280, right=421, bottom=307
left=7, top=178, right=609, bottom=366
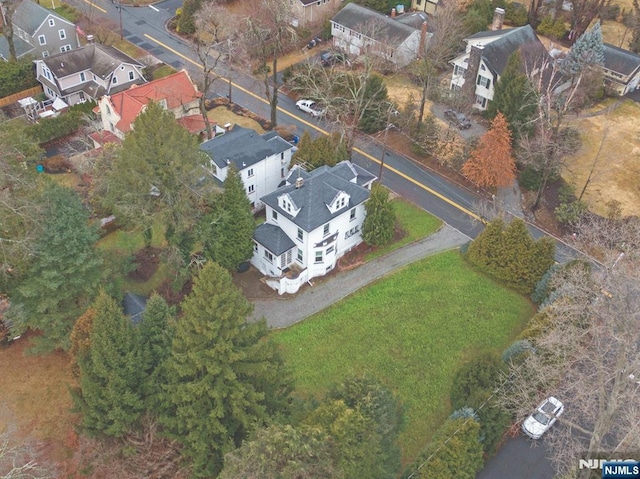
left=0, top=85, right=43, bottom=108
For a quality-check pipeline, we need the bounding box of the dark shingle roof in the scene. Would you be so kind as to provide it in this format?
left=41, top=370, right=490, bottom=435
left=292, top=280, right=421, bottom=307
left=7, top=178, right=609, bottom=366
left=329, top=161, right=377, bottom=187
left=43, top=44, right=142, bottom=79
left=603, top=43, right=640, bottom=76
left=123, top=293, right=147, bottom=325
left=253, top=223, right=296, bottom=255
left=12, top=1, right=71, bottom=36
left=395, top=11, right=429, bottom=29
left=0, top=35, right=33, bottom=60
left=261, top=161, right=372, bottom=232
left=199, top=125, right=292, bottom=170
left=468, top=25, right=548, bottom=78
left=331, top=3, right=418, bottom=47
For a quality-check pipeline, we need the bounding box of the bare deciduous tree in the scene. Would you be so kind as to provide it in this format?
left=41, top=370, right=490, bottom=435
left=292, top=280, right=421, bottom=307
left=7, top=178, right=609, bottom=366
left=503, top=219, right=640, bottom=478
left=243, top=0, right=297, bottom=127
left=0, top=434, right=55, bottom=478
left=0, top=0, right=22, bottom=61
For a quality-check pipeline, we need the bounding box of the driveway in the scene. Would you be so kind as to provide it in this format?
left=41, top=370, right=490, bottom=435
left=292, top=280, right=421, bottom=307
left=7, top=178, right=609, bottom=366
left=430, top=103, right=487, bottom=140
left=476, top=435, right=555, bottom=479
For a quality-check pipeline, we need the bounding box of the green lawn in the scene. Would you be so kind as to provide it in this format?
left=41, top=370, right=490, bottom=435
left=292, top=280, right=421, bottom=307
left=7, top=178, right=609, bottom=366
left=271, top=250, right=534, bottom=465
left=366, top=198, right=442, bottom=261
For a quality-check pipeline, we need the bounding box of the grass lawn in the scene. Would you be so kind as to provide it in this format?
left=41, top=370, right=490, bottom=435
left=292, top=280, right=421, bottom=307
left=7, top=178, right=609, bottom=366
left=208, top=107, right=265, bottom=133
left=152, top=64, right=178, bottom=80
left=365, top=198, right=442, bottom=261
left=271, top=250, right=534, bottom=465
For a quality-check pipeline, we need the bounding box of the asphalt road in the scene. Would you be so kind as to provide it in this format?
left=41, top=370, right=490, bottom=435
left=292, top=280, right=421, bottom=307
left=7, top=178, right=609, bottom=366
left=476, top=435, right=555, bottom=479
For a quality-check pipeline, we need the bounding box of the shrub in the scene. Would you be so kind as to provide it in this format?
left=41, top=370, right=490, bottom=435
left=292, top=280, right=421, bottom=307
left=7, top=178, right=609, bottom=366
left=536, top=15, right=567, bottom=40
left=518, top=165, right=543, bottom=192
left=0, top=57, right=39, bottom=97
left=518, top=310, right=552, bottom=340
left=28, top=110, right=84, bottom=144
left=505, top=2, right=528, bottom=26
left=555, top=200, right=588, bottom=225
left=502, top=339, right=533, bottom=363
left=42, top=155, right=71, bottom=173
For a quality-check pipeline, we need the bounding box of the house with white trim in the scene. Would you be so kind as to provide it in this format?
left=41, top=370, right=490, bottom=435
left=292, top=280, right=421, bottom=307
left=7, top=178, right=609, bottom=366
left=199, top=125, right=295, bottom=211
left=330, top=3, right=431, bottom=68
left=0, top=0, right=79, bottom=61
left=251, top=161, right=376, bottom=295
left=601, top=43, right=640, bottom=96
left=34, top=43, right=145, bottom=106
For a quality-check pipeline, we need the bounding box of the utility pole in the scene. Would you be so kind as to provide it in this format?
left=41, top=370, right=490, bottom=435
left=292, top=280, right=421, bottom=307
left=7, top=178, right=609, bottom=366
left=227, top=38, right=232, bottom=103
left=378, top=105, right=394, bottom=182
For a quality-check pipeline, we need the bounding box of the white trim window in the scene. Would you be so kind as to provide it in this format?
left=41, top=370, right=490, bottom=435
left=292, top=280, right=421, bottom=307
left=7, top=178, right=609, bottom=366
left=48, top=18, right=55, bottom=27
left=58, top=29, right=66, bottom=40
left=247, top=167, right=254, bottom=178
left=80, top=71, right=86, bottom=82
left=315, top=250, right=323, bottom=263
left=128, top=71, right=135, bottom=81
left=454, top=64, right=466, bottom=76
left=477, top=75, right=491, bottom=88
left=248, top=184, right=255, bottom=194
left=38, top=35, right=46, bottom=45
left=60, top=44, right=72, bottom=52
left=350, top=208, right=356, bottom=221
left=42, top=51, right=49, bottom=58
left=112, top=76, right=118, bottom=85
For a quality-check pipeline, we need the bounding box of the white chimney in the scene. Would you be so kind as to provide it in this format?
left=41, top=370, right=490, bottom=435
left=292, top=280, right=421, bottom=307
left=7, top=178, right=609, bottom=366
left=295, top=177, right=304, bottom=189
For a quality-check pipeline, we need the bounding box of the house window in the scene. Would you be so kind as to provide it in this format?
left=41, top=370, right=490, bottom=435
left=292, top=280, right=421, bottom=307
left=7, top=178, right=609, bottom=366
left=43, top=67, right=52, bottom=80
left=264, top=250, right=274, bottom=263
left=297, top=248, right=303, bottom=263
left=128, top=71, right=135, bottom=81
left=475, top=95, right=487, bottom=108
left=345, top=225, right=360, bottom=239
left=451, top=84, right=462, bottom=92
left=112, top=76, right=118, bottom=85
left=340, top=197, right=346, bottom=208
left=59, top=29, right=66, bottom=40
left=45, top=86, right=55, bottom=97
left=280, top=249, right=292, bottom=268
left=280, top=152, right=284, bottom=160
left=350, top=208, right=356, bottom=221
left=297, top=228, right=303, bottom=241
left=315, top=250, right=323, bottom=263
left=48, top=18, right=55, bottom=27
left=323, top=223, right=330, bottom=236
left=272, top=210, right=278, bottom=221
left=38, top=35, right=46, bottom=45
left=454, top=65, right=466, bottom=76
left=60, top=45, right=71, bottom=52
left=93, top=74, right=97, bottom=81
left=247, top=168, right=254, bottom=177
left=79, top=91, right=85, bottom=102
left=80, top=72, right=86, bottom=82
left=42, top=51, right=49, bottom=58
left=281, top=168, right=285, bottom=178
left=248, top=184, right=255, bottom=194
left=326, top=245, right=335, bottom=254
left=477, top=76, right=491, bottom=88
left=253, top=242, right=258, bottom=253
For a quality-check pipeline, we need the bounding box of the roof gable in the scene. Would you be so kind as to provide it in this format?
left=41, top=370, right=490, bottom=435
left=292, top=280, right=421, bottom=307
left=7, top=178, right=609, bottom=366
left=199, top=125, right=292, bottom=170
left=603, top=43, right=640, bottom=76
left=42, top=44, right=143, bottom=79
left=12, top=1, right=73, bottom=36
left=331, top=3, right=419, bottom=46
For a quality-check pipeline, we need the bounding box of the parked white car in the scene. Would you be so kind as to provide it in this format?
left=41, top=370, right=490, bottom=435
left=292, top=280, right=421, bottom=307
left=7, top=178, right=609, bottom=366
left=295, top=99, right=325, bottom=117
left=522, top=396, right=564, bottom=439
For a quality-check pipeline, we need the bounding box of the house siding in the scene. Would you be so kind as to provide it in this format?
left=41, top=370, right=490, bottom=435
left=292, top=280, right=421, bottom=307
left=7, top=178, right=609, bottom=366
left=292, top=0, right=342, bottom=27
left=31, top=15, right=79, bottom=58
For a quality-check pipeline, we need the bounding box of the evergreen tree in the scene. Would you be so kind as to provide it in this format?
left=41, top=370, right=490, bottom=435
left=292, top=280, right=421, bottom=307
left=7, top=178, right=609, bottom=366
left=292, top=132, right=349, bottom=170
left=74, top=291, right=143, bottom=437
left=362, top=184, right=396, bottom=247
left=105, top=101, right=205, bottom=246
left=161, top=262, right=291, bottom=478
left=465, top=217, right=506, bottom=269
left=562, top=22, right=605, bottom=76
left=138, top=294, right=174, bottom=412
left=69, top=307, right=97, bottom=379
left=358, top=74, right=389, bottom=134
left=10, top=183, right=102, bottom=352
left=219, top=424, right=342, bottom=479
left=462, top=113, right=516, bottom=189
left=486, top=51, right=538, bottom=138
left=200, top=166, right=255, bottom=271
left=408, top=417, right=484, bottom=479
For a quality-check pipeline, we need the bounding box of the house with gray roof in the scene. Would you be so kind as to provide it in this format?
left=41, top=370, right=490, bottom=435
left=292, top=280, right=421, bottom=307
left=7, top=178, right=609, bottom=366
left=601, top=43, right=640, bottom=96
left=0, top=0, right=79, bottom=61
left=200, top=125, right=295, bottom=211
left=449, top=24, right=550, bottom=110
left=251, top=161, right=376, bottom=295
left=330, top=3, right=431, bottom=68
left=291, top=0, right=342, bottom=28
left=34, top=43, right=145, bottom=105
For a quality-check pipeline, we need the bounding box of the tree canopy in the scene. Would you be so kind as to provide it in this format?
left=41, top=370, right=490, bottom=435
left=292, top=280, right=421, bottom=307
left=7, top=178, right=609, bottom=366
left=362, top=183, right=396, bottom=247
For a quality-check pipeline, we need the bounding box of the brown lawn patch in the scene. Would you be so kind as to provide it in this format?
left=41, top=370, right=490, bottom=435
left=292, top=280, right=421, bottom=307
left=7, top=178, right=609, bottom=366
left=564, top=100, right=640, bottom=216
left=127, top=246, right=161, bottom=282
left=384, top=73, right=426, bottom=110
left=208, top=106, right=265, bottom=133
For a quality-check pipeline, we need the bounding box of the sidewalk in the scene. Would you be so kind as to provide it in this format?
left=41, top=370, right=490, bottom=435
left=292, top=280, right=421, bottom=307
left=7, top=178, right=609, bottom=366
left=250, top=224, right=470, bottom=328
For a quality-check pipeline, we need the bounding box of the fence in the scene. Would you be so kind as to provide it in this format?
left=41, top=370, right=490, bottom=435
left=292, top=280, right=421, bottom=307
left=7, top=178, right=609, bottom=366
left=0, top=85, right=43, bottom=108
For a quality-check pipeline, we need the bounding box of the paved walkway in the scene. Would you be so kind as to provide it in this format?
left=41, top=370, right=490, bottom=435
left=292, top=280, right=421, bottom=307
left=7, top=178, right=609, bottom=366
left=250, top=224, right=470, bottom=328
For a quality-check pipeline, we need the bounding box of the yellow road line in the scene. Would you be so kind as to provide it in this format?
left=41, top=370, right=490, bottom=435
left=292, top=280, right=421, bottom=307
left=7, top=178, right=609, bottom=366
left=83, top=0, right=106, bottom=13
left=144, top=34, right=479, bottom=220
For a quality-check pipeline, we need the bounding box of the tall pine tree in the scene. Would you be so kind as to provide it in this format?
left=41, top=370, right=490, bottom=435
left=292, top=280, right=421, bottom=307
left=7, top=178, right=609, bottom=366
left=362, top=184, right=396, bottom=247
left=200, top=166, right=255, bottom=271
left=161, top=262, right=291, bottom=477
left=486, top=51, right=538, bottom=138
left=74, top=291, right=143, bottom=437
left=562, top=22, right=605, bottom=76
left=10, top=183, right=102, bottom=352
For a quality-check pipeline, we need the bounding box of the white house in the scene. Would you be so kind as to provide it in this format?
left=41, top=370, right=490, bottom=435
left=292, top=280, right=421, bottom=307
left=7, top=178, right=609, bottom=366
left=449, top=24, right=549, bottom=110
left=330, top=3, right=431, bottom=68
left=34, top=43, right=145, bottom=106
left=199, top=125, right=295, bottom=211
left=251, top=161, right=376, bottom=295
left=0, top=0, right=79, bottom=61
left=601, top=43, right=640, bottom=96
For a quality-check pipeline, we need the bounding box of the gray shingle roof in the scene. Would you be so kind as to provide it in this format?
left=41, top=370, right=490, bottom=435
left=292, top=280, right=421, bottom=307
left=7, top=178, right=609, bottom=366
left=261, top=161, right=372, bottom=232
left=331, top=3, right=418, bottom=47
left=199, top=125, right=292, bottom=170
left=329, top=161, right=377, bottom=187
left=467, top=25, right=548, bottom=78
left=43, top=44, right=142, bottom=79
left=253, top=223, right=296, bottom=255
left=12, top=1, right=71, bottom=36
left=122, top=292, right=147, bottom=325
left=0, top=35, right=33, bottom=60
left=603, top=43, right=640, bottom=76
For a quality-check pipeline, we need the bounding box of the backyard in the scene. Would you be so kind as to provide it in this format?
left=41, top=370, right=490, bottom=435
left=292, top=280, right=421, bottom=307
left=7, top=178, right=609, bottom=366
left=271, top=250, right=535, bottom=465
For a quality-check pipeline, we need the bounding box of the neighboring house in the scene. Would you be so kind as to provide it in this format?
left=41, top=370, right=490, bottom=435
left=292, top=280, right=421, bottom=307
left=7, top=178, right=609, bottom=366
left=251, top=161, right=376, bottom=295
left=96, top=69, right=205, bottom=141
left=601, top=43, right=640, bottom=96
left=122, top=292, right=147, bottom=325
left=410, top=0, right=440, bottom=15
left=199, top=125, right=295, bottom=211
left=34, top=43, right=145, bottom=106
left=449, top=20, right=550, bottom=110
left=291, top=0, right=342, bottom=28
left=330, top=3, right=431, bottom=68
left=0, top=0, right=79, bottom=60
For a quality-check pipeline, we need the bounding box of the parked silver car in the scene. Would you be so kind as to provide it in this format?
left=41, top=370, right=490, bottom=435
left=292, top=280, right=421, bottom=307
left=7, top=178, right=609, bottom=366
left=522, top=396, right=564, bottom=439
left=444, top=109, right=472, bottom=129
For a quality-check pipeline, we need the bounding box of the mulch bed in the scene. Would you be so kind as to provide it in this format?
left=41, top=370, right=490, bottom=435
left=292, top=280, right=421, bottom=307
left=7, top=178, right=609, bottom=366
left=127, top=247, right=161, bottom=282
